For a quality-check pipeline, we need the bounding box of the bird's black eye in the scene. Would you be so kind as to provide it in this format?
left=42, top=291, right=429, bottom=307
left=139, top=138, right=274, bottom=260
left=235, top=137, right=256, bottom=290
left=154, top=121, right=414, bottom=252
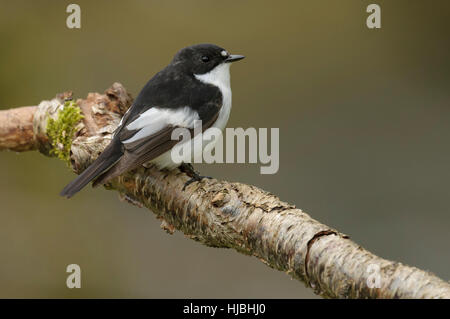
left=201, top=55, right=210, bottom=63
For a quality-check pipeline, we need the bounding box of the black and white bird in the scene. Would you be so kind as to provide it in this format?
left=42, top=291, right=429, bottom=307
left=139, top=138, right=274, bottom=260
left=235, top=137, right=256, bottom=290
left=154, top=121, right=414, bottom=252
left=60, top=43, right=244, bottom=198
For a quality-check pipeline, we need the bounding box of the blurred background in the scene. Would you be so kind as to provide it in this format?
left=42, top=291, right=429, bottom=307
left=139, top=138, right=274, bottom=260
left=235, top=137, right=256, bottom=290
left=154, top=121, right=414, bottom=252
left=0, top=0, right=449, bottom=298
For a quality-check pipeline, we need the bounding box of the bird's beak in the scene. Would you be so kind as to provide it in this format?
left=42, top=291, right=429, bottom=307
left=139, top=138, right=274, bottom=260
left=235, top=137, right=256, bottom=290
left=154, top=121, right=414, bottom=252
left=225, top=54, right=245, bottom=63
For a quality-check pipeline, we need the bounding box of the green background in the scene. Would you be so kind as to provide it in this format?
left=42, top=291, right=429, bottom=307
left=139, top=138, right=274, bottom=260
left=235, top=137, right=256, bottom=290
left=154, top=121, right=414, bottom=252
left=0, top=0, right=449, bottom=298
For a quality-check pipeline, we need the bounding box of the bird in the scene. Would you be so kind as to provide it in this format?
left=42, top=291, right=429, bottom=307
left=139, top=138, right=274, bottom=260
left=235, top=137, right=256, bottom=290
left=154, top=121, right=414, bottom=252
left=60, top=43, right=245, bottom=198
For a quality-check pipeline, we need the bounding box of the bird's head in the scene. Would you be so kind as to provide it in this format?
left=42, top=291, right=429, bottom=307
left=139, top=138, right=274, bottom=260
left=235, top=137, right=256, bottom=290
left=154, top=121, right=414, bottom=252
left=172, top=43, right=245, bottom=76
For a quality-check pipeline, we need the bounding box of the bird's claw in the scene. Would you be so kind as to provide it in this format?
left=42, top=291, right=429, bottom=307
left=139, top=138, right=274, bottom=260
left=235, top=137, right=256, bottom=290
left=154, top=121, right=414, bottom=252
left=180, top=163, right=211, bottom=190
left=182, top=175, right=212, bottom=191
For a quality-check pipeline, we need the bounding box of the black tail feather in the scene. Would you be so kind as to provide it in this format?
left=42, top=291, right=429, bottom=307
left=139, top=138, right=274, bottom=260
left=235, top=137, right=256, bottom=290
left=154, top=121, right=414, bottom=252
left=91, top=160, right=125, bottom=188
left=60, top=140, right=123, bottom=198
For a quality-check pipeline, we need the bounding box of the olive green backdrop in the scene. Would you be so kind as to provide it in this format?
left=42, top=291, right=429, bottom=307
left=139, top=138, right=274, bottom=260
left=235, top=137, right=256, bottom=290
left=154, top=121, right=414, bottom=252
left=0, top=0, right=449, bottom=298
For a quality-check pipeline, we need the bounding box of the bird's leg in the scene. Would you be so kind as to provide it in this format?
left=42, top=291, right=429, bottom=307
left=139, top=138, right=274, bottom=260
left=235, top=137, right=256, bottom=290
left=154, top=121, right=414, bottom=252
left=179, top=163, right=212, bottom=190
left=179, top=162, right=198, bottom=177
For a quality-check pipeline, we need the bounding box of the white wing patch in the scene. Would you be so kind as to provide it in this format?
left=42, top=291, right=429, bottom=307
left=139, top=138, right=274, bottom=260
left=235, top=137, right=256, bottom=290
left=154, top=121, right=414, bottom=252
left=122, top=106, right=200, bottom=144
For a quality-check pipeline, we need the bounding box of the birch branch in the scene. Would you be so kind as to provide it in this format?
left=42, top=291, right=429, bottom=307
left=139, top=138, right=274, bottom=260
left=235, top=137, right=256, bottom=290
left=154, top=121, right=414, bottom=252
left=1, top=83, right=449, bottom=299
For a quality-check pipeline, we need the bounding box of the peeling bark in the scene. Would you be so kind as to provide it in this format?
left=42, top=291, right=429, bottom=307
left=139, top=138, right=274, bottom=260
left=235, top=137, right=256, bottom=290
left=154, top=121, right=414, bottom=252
left=0, top=83, right=449, bottom=299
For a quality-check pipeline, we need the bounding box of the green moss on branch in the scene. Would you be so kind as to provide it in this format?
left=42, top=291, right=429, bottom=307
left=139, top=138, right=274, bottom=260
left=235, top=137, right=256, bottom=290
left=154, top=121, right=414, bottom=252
left=46, top=100, right=83, bottom=165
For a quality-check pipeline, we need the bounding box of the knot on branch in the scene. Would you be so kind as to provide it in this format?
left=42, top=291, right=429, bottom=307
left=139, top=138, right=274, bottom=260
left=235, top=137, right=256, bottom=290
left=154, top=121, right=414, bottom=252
left=69, top=83, right=132, bottom=173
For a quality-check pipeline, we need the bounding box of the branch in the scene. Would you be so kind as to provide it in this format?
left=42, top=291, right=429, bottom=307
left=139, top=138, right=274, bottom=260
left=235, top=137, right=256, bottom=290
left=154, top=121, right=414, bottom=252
left=1, top=83, right=449, bottom=299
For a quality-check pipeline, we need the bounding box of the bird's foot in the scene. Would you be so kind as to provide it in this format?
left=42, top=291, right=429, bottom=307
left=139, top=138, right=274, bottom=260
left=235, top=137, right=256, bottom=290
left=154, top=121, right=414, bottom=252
left=180, top=163, right=212, bottom=190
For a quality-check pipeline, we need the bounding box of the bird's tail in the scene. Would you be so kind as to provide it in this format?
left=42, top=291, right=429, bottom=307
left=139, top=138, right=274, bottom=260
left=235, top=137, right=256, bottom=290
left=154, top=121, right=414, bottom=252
left=60, top=139, right=123, bottom=198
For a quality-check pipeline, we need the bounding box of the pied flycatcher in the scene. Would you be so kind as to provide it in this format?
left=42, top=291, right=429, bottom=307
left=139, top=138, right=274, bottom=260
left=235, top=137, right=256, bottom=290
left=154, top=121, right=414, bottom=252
left=60, top=43, right=244, bottom=198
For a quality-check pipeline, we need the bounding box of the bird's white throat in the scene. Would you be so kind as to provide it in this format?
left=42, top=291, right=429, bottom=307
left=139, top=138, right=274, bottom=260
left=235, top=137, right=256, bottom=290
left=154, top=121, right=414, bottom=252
left=194, top=62, right=231, bottom=91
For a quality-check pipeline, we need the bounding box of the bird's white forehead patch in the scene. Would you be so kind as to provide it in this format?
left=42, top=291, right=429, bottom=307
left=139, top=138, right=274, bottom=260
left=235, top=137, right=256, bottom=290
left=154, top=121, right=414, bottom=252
left=221, top=50, right=228, bottom=57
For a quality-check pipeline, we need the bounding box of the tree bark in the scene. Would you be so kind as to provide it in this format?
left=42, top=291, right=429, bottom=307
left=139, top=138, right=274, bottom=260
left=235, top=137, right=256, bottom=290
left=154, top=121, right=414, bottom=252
left=0, top=106, right=37, bottom=152
left=1, top=83, right=449, bottom=299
